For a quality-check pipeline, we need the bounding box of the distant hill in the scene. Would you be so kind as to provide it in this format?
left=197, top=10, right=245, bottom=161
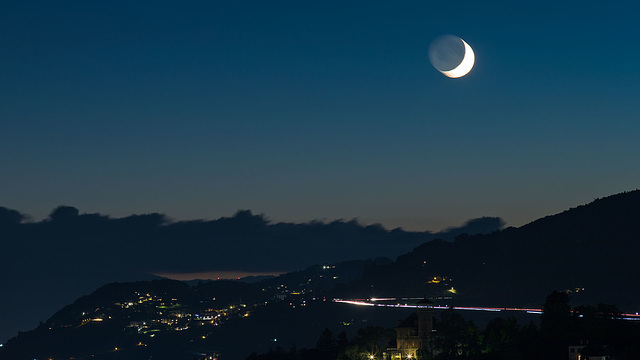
left=0, top=205, right=502, bottom=343
left=344, top=190, right=640, bottom=310
left=3, top=190, right=640, bottom=359
left=0, top=260, right=407, bottom=360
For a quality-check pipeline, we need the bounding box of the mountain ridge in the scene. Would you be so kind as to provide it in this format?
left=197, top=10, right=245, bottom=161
left=2, top=189, right=640, bottom=358
left=345, top=189, right=640, bottom=309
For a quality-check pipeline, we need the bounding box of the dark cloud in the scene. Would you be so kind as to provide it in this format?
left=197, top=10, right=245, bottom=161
left=1, top=207, right=505, bottom=277
left=0, top=207, right=25, bottom=225
left=435, top=216, right=505, bottom=241
left=48, top=205, right=80, bottom=221
left=0, top=206, right=503, bottom=342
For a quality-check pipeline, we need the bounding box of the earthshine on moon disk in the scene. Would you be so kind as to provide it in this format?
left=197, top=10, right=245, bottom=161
left=428, top=35, right=475, bottom=78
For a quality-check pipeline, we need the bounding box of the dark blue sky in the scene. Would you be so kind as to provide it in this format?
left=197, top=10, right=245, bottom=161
left=2, top=1, right=640, bottom=230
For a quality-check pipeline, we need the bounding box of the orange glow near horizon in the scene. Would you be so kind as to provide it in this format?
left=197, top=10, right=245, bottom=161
left=152, top=270, right=286, bottom=281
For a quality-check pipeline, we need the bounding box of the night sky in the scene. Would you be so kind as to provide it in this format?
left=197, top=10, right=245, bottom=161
left=2, top=1, right=640, bottom=231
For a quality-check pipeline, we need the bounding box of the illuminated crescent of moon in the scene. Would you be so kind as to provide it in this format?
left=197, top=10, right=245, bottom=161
left=441, top=39, right=475, bottom=78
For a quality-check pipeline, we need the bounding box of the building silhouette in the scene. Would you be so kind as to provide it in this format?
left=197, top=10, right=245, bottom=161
left=384, top=299, right=434, bottom=359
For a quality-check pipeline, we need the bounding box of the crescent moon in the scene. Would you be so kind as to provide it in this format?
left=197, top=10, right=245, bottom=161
left=441, top=39, right=475, bottom=78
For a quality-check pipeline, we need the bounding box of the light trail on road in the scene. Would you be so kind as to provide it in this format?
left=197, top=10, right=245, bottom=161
left=333, top=299, right=542, bottom=314
left=333, top=299, right=640, bottom=320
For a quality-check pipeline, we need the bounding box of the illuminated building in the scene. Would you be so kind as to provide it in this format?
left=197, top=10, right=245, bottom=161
left=384, top=299, right=433, bottom=360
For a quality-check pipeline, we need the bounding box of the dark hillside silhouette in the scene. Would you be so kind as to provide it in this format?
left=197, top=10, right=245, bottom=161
left=4, top=190, right=640, bottom=358
left=4, top=190, right=640, bottom=344
left=345, top=190, right=640, bottom=310
left=0, top=206, right=501, bottom=342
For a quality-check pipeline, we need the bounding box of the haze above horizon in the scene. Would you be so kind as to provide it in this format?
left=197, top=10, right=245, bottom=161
left=2, top=1, right=640, bottom=231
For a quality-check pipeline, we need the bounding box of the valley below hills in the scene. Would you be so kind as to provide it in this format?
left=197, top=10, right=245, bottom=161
left=2, top=190, right=640, bottom=359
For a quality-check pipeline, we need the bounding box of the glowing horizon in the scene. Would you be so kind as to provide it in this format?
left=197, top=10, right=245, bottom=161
left=152, top=270, right=286, bottom=281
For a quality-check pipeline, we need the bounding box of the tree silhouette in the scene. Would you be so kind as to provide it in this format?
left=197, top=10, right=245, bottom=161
left=432, top=310, right=480, bottom=360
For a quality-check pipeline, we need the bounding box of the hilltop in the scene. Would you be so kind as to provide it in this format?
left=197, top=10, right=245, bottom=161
left=0, top=205, right=501, bottom=343
left=2, top=190, right=640, bottom=359
left=346, top=190, right=640, bottom=309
